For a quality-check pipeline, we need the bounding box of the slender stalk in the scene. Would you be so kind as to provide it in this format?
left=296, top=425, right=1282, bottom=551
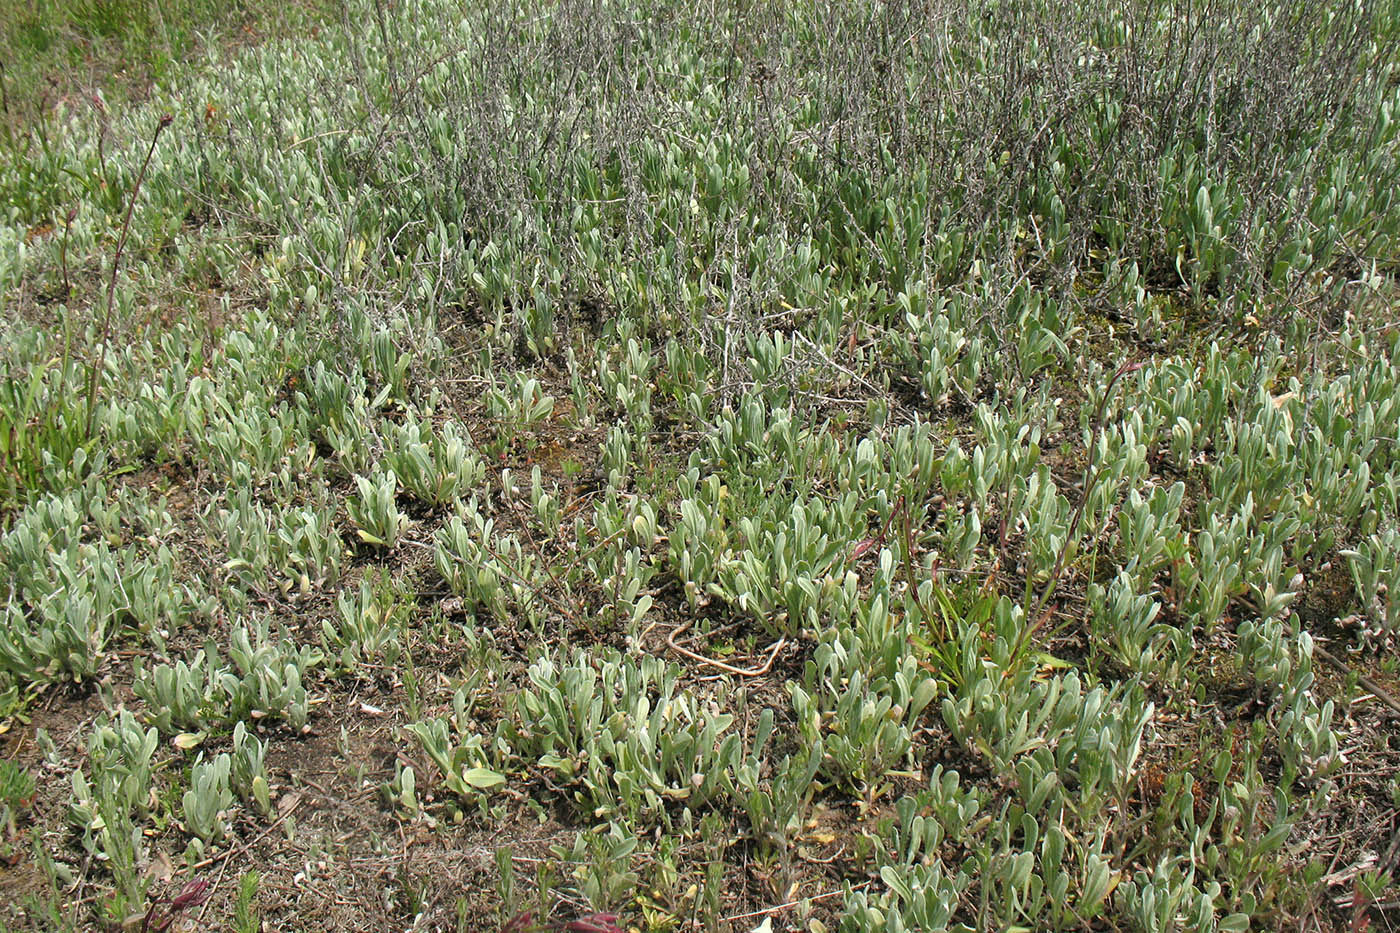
left=59, top=207, right=76, bottom=299
left=85, top=114, right=173, bottom=438
left=1005, top=359, right=1143, bottom=674
left=898, top=494, right=921, bottom=609
left=0, top=63, right=12, bottom=152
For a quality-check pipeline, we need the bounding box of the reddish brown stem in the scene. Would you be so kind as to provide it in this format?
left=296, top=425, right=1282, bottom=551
left=85, top=114, right=173, bottom=438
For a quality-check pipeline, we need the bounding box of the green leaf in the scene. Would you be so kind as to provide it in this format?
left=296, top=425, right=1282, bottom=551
left=460, top=766, right=506, bottom=789
left=879, top=865, right=914, bottom=902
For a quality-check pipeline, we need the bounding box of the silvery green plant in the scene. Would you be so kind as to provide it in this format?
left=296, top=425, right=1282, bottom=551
left=223, top=619, right=322, bottom=731
left=278, top=500, right=346, bottom=591
left=183, top=752, right=234, bottom=843
left=1344, top=528, right=1399, bottom=643
left=1193, top=722, right=1310, bottom=919
left=406, top=715, right=505, bottom=801
left=69, top=712, right=160, bottom=843
left=118, top=543, right=195, bottom=633
left=298, top=360, right=376, bottom=474
left=529, top=465, right=564, bottom=537
left=966, top=799, right=1118, bottom=929
left=215, top=313, right=298, bottom=401
left=1088, top=572, right=1172, bottom=676
left=854, top=740, right=1140, bottom=931
left=668, top=469, right=727, bottom=610
left=433, top=496, right=542, bottom=624
left=874, top=768, right=985, bottom=871
left=791, top=665, right=933, bottom=794
left=1175, top=504, right=1251, bottom=633
left=0, top=490, right=89, bottom=585
left=840, top=420, right=942, bottom=502
left=487, top=374, right=553, bottom=440
left=348, top=468, right=410, bottom=549
left=301, top=359, right=357, bottom=432
left=434, top=505, right=508, bottom=617
left=1236, top=620, right=1339, bottom=793
left=942, top=662, right=1153, bottom=822
left=596, top=337, right=654, bottom=429
left=322, top=573, right=407, bottom=669
left=218, top=488, right=344, bottom=592
left=514, top=651, right=743, bottom=824
left=106, top=355, right=209, bottom=459
left=79, top=795, right=147, bottom=917
left=599, top=424, right=633, bottom=487
left=1116, top=859, right=1232, bottom=933
left=384, top=415, right=485, bottom=507
left=659, top=338, right=716, bottom=425
left=841, top=860, right=968, bottom=933
left=701, top=397, right=838, bottom=490
left=408, top=675, right=509, bottom=801
left=4, top=0, right=1398, bottom=925
left=1010, top=287, right=1071, bottom=379
left=217, top=488, right=277, bottom=585
left=0, top=592, right=111, bottom=686
left=575, top=487, right=659, bottom=633
left=366, top=324, right=412, bottom=404
left=743, top=330, right=795, bottom=407
left=549, top=822, right=640, bottom=913
left=791, top=570, right=939, bottom=791
left=713, top=495, right=859, bottom=636
left=903, top=286, right=980, bottom=408
left=0, top=489, right=155, bottom=685
left=0, top=759, right=34, bottom=849
left=132, top=650, right=230, bottom=734
left=381, top=762, right=419, bottom=816
left=1208, top=407, right=1297, bottom=519
left=1114, top=483, right=1187, bottom=592
left=732, top=708, right=823, bottom=853
left=565, top=347, right=597, bottom=426
left=202, top=392, right=311, bottom=486
left=230, top=721, right=272, bottom=817
left=69, top=712, right=159, bottom=908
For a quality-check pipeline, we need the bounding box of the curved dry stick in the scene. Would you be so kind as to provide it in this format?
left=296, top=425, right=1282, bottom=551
left=665, top=620, right=786, bottom=677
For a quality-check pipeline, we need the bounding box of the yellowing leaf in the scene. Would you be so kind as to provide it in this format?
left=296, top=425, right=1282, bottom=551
left=172, top=732, right=205, bottom=750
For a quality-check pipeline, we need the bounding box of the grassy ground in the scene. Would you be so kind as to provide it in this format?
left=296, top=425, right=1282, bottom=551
left=0, top=0, right=330, bottom=119
left=1, top=0, right=1400, bottom=930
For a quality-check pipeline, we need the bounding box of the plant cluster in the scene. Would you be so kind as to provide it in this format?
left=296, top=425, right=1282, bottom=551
left=0, top=0, right=1396, bottom=928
